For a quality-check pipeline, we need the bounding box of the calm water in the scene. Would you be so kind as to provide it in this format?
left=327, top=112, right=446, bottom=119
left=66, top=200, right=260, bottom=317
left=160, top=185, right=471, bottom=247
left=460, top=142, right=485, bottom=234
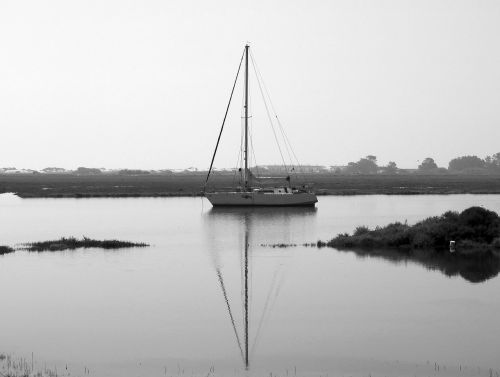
left=1, top=194, right=500, bottom=377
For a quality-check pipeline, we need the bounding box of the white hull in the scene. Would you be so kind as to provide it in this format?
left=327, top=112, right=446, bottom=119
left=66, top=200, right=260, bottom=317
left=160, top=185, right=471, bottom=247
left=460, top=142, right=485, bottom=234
left=205, top=191, right=318, bottom=207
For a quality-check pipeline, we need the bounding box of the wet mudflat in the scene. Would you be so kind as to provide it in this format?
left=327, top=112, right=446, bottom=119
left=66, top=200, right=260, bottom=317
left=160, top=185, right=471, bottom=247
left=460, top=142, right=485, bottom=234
left=1, top=194, right=500, bottom=377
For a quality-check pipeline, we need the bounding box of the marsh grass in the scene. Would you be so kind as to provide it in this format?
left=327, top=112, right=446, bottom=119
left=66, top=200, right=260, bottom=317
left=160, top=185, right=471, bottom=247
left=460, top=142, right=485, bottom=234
left=0, top=353, right=60, bottom=377
left=24, top=237, right=149, bottom=252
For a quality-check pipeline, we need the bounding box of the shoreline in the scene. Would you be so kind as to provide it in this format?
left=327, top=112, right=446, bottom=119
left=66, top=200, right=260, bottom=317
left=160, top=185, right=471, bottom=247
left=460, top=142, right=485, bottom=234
left=10, top=190, right=500, bottom=198
left=1, top=173, right=500, bottom=198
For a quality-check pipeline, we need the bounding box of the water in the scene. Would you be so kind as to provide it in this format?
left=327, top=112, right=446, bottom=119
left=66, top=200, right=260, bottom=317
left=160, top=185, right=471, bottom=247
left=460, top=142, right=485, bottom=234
left=1, top=194, right=500, bottom=377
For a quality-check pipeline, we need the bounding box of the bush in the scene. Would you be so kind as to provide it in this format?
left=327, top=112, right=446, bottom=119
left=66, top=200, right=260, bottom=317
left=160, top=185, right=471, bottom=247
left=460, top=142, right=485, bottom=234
left=359, top=235, right=377, bottom=248
left=411, top=232, right=434, bottom=248
left=354, top=226, right=370, bottom=236
left=0, top=245, right=15, bottom=255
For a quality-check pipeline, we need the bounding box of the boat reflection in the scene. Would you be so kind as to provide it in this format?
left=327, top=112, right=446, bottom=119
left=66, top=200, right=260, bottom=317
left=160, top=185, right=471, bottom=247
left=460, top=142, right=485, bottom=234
left=203, top=207, right=316, bottom=370
left=206, top=206, right=317, bottom=245
left=206, top=205, right=317, bottom=220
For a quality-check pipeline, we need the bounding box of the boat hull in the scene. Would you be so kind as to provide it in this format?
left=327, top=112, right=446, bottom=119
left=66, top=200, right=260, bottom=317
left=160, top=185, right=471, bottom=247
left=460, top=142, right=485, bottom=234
left=205, top=192, right=318, bottom=207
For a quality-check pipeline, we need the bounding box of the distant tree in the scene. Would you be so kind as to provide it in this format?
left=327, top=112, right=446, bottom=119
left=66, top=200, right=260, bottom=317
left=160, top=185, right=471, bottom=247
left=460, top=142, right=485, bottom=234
left=485, top=152, right=500, bottom=173
left=418, top=158, right=438, bottom=171
left=385, top=161, right=398, bottom=174
left=42, top=167, right=67, bottom=173
left=157, top=169, right=174, bottom=174
left=448, top=155, right=485, bottom=171
left=75, top=167, right=102, bottom=175
left=118, top=169, right=151, bottom=175
left=345, top=156, right=378, bottom=174
left=357, top=157, right=378, bottom=174
left=494, top=152, right=500, bottom=164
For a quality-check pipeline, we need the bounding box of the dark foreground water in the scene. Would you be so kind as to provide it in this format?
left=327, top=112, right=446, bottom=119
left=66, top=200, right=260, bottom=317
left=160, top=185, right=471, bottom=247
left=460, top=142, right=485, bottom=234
left=1, top=194, right=500, bottom=377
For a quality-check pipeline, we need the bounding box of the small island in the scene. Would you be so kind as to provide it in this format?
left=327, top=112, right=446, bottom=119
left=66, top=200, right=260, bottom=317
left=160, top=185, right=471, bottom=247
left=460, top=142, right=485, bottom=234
left=23, top=237, right=149, bottom=252
left=320, top=206, right=500, bottom=255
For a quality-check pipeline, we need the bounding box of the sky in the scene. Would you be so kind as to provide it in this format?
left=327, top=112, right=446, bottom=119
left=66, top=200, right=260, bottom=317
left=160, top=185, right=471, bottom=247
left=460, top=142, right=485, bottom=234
left=1, top=0, right=499, bottom=170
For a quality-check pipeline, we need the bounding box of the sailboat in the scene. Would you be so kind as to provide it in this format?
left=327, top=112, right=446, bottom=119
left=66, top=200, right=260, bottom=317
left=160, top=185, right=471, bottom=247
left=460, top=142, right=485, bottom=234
left=203, top=45, right=318, bottom=207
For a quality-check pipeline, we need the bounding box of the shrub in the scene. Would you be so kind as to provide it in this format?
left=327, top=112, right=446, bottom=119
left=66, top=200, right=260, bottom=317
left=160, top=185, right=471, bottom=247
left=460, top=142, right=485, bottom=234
left=359, top=235, right=377, bottom=248
left=411, top=232, right=434, bottom=249
left=0, top=245, right=15, bottom=255
left=354, top=226, right=370, bottom=236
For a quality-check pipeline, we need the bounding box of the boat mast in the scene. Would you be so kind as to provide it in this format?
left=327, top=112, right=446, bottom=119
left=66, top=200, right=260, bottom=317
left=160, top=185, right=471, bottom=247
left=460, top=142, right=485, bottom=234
left=244, top=44, right=249, bottom=191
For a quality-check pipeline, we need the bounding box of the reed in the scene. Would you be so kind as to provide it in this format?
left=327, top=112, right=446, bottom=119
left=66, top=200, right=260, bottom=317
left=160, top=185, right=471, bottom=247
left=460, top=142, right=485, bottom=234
left=0, top=352, right=59, bottom=377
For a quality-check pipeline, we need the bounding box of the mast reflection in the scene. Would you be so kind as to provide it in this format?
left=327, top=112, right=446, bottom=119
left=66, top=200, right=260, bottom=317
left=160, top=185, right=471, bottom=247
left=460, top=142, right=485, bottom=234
left=204, top=207, right=316, bottom=369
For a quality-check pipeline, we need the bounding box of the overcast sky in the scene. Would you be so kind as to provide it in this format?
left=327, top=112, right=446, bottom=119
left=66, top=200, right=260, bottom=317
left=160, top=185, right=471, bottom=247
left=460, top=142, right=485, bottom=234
left=1, top=0, right=499, bottom=170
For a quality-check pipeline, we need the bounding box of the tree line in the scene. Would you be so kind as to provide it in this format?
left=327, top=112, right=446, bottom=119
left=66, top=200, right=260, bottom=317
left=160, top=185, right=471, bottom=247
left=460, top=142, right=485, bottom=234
left=341, top=153, right=500, bottom=174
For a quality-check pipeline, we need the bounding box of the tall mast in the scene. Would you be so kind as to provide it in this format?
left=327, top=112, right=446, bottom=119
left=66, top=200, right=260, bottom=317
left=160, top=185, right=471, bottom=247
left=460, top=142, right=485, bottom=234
left=244, top=44, right=249, bottom=191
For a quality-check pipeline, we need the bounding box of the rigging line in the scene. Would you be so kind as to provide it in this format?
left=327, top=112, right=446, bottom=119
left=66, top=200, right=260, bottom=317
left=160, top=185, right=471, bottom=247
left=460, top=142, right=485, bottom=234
left=239, top=78, right=247, bottom=187
left=249, top=52, right=288, bottom=174
left=250, top=51, right=305, bottom=180
left=232, top=147, right=243, bottom=188
left=215, top=267, right=245, bottom=363
left=252, top=261, right=288, bottom=359
left=276, top=117, right=306, bottom=184
left=249, top=50, right=296, bottom=159
left=203, top=47, right=245, bottom=192
left=233, top=90, right=245, bottom=189
left=249, top=51, right=295, bottom=169
left=250, top=129, right=260, bottom=180
left=253, top=62, right=304, bottom=182
left=246, top=86, right=254, bottom=186
left=274, top=114, right=307, bottom=182
left=269, top=266, right=286, bottom=313
left=248, top=99, right=261, bottom=180
left=236, top=72, right=247, bottom=189
left=247, top=83, right=258, bottom=186
left=250, top=265, right=282, bottom=358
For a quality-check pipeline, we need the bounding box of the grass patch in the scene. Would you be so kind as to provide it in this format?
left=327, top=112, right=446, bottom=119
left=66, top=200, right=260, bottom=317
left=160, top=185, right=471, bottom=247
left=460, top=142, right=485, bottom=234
left=0, top=245, right=15, bottom=255
left=24, top=237, right=149, bottom=252
left=260, top=243, right=297, bottom=248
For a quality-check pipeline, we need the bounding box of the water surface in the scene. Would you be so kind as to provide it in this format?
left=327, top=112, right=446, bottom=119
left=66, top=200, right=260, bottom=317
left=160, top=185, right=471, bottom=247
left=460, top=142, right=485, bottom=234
left=1, top=194, right=500, bottom=376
